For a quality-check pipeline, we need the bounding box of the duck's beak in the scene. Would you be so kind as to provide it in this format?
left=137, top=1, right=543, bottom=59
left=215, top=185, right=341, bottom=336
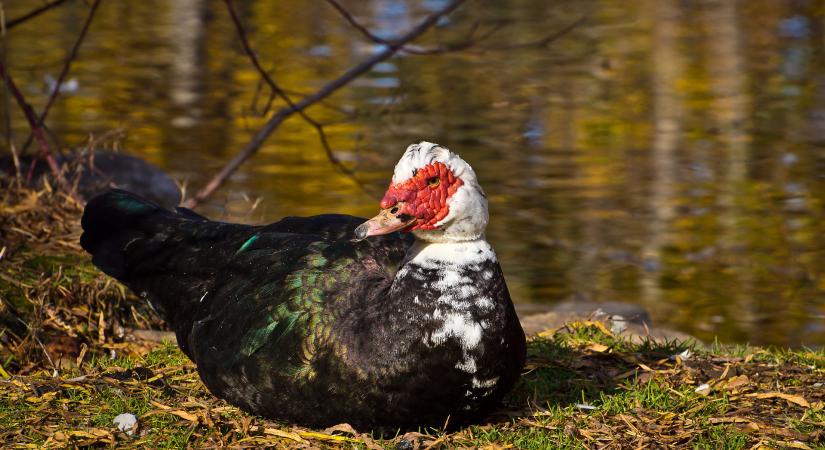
left=354, top=204, right=416, bottom=241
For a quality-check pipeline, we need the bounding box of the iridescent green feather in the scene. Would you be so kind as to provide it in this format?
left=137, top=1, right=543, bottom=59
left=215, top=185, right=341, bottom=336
left=235, top=243, right=357, bottom=374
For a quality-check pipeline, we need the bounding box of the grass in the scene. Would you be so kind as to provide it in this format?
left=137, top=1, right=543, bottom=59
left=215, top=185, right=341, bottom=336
left=1, top=185, right=824, bottom=448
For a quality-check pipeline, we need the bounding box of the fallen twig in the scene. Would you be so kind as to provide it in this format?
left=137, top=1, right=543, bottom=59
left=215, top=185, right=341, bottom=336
left=184, top=0, right=467, bottom=207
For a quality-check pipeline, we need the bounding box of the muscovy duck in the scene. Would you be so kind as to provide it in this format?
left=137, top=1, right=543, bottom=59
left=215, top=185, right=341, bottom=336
left=80, top=142, right=526, bottom=429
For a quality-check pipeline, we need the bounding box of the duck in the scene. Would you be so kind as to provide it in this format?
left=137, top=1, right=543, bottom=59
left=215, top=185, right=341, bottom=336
left=80, top=141, right=526, bottom=430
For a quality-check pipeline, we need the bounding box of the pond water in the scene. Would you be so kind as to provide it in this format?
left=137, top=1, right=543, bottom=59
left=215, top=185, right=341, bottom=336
left=4, top=0, right=825, bottom=347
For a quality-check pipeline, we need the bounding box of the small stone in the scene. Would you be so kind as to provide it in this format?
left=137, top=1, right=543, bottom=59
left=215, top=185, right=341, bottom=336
left=695, top=383, right=711, bottom=396
left=395, top=439, right=413, bottom=450
left=113, top=413, right=138, bottom=436
left=669, top=349, right=692, bottom=362
left=610, top=315, right=628, bottom=334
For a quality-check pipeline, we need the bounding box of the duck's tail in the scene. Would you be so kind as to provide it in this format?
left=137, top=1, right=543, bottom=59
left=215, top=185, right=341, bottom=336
left=80, top=189, right=221, bottom=329
left=80, top=189, right=177, bottom=279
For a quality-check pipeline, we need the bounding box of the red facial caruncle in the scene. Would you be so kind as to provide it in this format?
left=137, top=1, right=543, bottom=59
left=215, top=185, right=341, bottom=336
left=380, top=162, right=463, bottom=231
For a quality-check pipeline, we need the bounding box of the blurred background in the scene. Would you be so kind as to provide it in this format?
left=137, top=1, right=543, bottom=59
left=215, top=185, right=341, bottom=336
left=3, top=0, right=825, bottom=347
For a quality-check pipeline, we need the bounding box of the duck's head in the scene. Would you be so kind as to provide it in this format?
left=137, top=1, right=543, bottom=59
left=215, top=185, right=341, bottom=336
left=356, top=141, right=488, bottom=243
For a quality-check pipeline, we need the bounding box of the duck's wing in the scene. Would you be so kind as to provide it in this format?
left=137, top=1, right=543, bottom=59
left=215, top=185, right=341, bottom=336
left=80, top=189, right=411, bottom=364
left=187, top=224, right=408, bottom=378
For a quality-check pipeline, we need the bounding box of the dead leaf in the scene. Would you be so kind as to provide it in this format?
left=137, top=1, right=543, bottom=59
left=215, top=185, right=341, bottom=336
left=747, top=392, right=810, bottom=408
left=141, top=409, right=199, bottom=422
left=536, top=327, right=561, bottom=338
left=263, top=428, right=308, bottom=443
left=149, top=400, right=172, bottom=410
left=359, top=433, right=384, bottom=450
left=51, top=428, right=114, bottom=446
left=298, top=430, right=355, bottom=442
left=586, top=343, right=609, bottom=353
left=720, top=375, right=749, bottom=391
left=708, top=417, right=760, bottom=431
left=772, top=441, right=813, bottom=450
left=322, top=423, right=358, bottom=435
left=25, top=391, right=57, bottom=403
left=575, top=320, right=614, bottom=337
left=167, top=409, right=199, bottom=422
left=578, top=428, right=597, bottom=441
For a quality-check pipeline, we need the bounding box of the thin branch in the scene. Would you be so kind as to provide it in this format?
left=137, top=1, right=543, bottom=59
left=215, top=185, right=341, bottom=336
left=325, top=0, right=391, bottom=46
left=0, top=61, right=65, bottom=187
left=400, top=21, right=503, bottom=55
left=184, top=0, right=467, bottom=207
left=247, top=77, right=274, bottom=116
left=328, top=0, right=586, bottom=56
left=1, top=3, right=19, bottom=180
left=485, top=15, right=589, bottom=50
left=6, top=0, right=70, bottom=30
left=325, top=0, right=496, bottom=56
left=222, top=0, right=365, bottom=191
left=21, top=0, right=100, bottom=152
left=250, top=75, right=359, bottom=119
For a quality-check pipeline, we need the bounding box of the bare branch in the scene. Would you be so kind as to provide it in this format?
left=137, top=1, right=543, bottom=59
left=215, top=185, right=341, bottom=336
left=1, top=2, right=19, bottom=180
left=6, top=0, right=70, bottom=30
left=0, top=61, right=66, bottom=189
left=328, top=0, right=585, bottom=56
left=22, top=0, right=100, bottom=152
left=326, top=0, right=486, bottom=56
left=485, top=15, right=588, bottom=51
left=184, top=0, right=467, bottom=208
left=325, top=0, right=391, bottom=46
left=249, top=79, right=357, bottom=119
left=222, top=0, right=365, bottom=192
left=400, top=21, right=503, bottom=55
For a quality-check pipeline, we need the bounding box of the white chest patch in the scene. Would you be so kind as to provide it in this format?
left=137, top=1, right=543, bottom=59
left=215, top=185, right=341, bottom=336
left=396, top=239, right=500, bottom=375
left=430, top=311, right=483, bottom=349
left=404, top=239, right=497, bottom=268
left=393, top=238, right=496, bottom=374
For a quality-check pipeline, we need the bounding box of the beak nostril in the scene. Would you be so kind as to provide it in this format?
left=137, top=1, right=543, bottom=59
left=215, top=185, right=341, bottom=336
left=390, top=207, right=399, bottom=215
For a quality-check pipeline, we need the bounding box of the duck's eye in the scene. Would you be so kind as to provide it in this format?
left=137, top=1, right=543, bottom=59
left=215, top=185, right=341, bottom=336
left=412, top=168, right=418, bottom=176
left=428, top=177, right=440, bottom=187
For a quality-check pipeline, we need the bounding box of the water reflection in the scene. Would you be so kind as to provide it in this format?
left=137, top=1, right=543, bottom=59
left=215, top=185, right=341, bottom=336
left=3, top=0, right=825, bottom=347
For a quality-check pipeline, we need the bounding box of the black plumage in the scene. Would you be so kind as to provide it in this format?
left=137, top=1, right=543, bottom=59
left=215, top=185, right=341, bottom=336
left=81, top=185, right=525, bottom=430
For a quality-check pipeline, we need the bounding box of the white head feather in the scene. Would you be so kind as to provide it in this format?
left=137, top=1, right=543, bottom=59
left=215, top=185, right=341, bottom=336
left=392, top=142, right=489, bottom=243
